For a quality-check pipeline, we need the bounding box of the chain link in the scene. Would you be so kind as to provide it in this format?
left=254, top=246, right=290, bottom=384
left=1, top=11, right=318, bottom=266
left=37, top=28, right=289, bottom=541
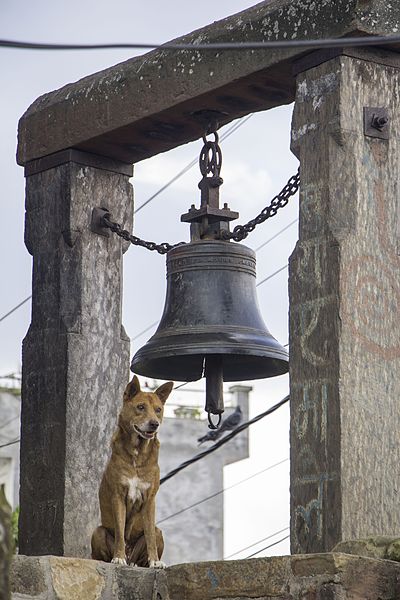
left=102, top=215, right=185, bottom=255
left=219, top=168, right=300, bottom=242
left=101, top=168, right=299, bottom=253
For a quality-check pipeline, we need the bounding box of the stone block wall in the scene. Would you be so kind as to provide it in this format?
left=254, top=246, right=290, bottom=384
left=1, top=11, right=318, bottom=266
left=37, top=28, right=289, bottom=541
left=11, top=553, right=400, bottom=600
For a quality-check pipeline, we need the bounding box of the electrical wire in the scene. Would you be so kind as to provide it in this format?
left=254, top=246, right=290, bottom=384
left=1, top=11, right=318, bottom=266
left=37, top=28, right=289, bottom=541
left=224, top=526, right=289, bottom=559
left=1, top=33, right=400, bottom=52
left=131, top=320, right=159, bottom=341
left=0, top=439, right=20, bottom=449
left=256, top=264, right=287, bottom=288
left=0, top=373, right=21, bottom=381
left=0, top=415, right=19, bottom=433
left=246, top=533, right=290, bottom=558
left=160, top=394, right=289, bottom=484
left=158, top=458, right=288, bottom=524
left=1, top=396, right=288, bottom=467
left=0, top=296, right=31, bottom=324
left=254, top=219, right=297, bottom=252
left=134, top=114, right=253, bottom=215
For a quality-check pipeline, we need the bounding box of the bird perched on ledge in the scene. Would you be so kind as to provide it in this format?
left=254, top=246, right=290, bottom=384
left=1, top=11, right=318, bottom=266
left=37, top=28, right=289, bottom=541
left=197, top=405, right=242, bottom=444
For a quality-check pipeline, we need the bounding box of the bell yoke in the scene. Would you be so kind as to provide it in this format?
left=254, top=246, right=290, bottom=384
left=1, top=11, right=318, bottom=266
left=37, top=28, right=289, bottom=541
left=131, top=127, right=288, bottom=428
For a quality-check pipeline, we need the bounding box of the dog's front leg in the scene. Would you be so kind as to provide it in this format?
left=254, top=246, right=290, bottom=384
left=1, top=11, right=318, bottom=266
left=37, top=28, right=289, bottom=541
left=143, top=497, right=165, bottom=569
left=111, top=495, right=127, bottom=565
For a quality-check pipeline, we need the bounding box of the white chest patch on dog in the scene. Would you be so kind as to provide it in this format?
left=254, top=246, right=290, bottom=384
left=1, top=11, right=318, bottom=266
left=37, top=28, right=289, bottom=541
left=124, top=476, right=150, bottom=503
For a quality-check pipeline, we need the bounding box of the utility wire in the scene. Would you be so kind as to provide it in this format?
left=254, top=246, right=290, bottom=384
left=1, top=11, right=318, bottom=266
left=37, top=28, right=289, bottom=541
left=158, top=458, right=288, bottom=524
left=254, top=219, right=297, bottom=252
left=0, top=439, right=20, bottom=449
left=256, top=264, right=287, bottom=288
left=0, top=296, right=31, bottom=324
left=225, top=526, right=289, bottom=559
left=160, top=394, right=289, bottom=484
left=246, top=533, right=290, bottom=558
left=132, top=320, right=159, bottom=341
left=1, top=34, right=400, bottom=52
left=134, top=114, right=253, bottom=215
left=0, top=373, right=21, bottom=381
left=1, top=396, right=289, bottom=462
left=0, top=415, right=19, bottom=433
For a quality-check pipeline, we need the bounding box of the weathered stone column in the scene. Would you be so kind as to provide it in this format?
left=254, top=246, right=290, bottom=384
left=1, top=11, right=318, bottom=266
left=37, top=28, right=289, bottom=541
left=20, top=151, right=133, bottom=557
left=289, top=49, right=400, bottom=553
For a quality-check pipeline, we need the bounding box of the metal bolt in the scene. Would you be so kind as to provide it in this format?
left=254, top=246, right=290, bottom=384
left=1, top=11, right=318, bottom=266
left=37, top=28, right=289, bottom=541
left=371, top=114, right=388, bottom=131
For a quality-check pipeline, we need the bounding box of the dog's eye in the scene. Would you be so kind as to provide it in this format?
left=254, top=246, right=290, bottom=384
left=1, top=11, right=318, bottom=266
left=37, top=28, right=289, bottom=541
left=155, top=407, right=162, bottom=414
left=136, top=404, right=145, bottom=411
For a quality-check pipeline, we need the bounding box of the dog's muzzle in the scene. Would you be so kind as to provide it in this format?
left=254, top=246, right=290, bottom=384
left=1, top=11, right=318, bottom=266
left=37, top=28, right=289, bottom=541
left=133, top=421, right=159, bottom=439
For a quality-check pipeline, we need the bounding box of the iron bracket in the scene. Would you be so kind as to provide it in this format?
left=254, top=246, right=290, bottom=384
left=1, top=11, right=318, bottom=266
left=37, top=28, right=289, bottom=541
left=364, top=107, right=389, bottom=140
left=90, top=207, right=111, bottom=237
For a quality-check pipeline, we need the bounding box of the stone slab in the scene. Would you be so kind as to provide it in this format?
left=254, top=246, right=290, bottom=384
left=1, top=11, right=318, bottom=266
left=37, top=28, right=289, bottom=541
left=10, top=553, right=400, bottom=599
left=333, top=537, right=400, bottom=562
left=17, top=0, right=400, bottom=165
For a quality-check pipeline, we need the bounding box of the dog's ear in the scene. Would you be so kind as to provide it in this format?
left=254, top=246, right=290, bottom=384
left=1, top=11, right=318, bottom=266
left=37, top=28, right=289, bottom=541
left=123, top=375, right=141, bottom=402
left=154, top=381, right=174, bottom=404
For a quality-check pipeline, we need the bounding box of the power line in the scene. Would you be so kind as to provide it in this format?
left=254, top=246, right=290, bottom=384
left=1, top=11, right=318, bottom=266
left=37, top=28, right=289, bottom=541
left=0, top=373, right=21, bottom=381
left=132, top=320, right=159, bottom=341
left=158, top=458, right=288, bottom=525
left=256, top=264, right=287, bottom=288
left=0, top=439, right=20, bottom=449
left=246, top=533, right=290, bottom=558
left=134, top=115, right=253, bottom=215
left=160, top=394, right=289, bottom=484
left=254, top=219, right=297, bottom=252
left=0, top=296, right=31, bottom=324
left=1, top=33, right=399, bottom=52
left=0, top=415, right=19, bottom=433
left=224, top=526, right=289, bottom=559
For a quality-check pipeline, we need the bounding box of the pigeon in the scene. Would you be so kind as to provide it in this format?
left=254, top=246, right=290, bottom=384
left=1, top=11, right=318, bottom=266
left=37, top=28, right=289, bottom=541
left=218, top=405, right=243, bottom=433
left=197, top=428, right=220, bottom=445
left=197, top=405, right=243, bottom=444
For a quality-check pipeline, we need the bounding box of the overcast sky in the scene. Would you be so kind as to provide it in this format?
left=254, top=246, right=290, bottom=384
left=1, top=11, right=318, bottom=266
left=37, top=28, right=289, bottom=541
left=0, top=0, right=299, bottom=559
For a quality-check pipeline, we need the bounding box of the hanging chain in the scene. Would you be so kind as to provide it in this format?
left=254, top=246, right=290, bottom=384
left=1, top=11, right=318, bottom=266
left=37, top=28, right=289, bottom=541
left=99, top=169, right=300, bottom=253
left=101, top=213, right=185, bottom=255
left=219, top=168, right=300, bottom=242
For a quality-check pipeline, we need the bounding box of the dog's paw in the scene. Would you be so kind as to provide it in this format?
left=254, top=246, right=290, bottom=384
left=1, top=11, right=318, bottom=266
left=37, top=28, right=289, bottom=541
left=149, top=560, right=166, bottom=569
left=111, top=557, right=127, bottom=565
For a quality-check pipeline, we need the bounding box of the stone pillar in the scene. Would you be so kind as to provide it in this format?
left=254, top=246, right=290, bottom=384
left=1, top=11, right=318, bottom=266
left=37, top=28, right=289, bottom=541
left=289, top=50, right=400, bottom=554
left=19, top=151, right=133, bottom=557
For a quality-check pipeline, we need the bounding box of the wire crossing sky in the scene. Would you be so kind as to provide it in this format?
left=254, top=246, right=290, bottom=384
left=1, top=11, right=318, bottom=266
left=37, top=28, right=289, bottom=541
left=1, top=33, right=400, bottom=51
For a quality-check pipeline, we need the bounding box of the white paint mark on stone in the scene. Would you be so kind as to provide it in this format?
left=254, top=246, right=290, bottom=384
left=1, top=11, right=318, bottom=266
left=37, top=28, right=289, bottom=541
left=292, top=122, right=317, bottom=142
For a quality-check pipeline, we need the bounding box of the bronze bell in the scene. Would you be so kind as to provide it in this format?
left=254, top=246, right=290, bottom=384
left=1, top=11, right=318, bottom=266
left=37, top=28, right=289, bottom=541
left=131, top=129, right=288, bottom=427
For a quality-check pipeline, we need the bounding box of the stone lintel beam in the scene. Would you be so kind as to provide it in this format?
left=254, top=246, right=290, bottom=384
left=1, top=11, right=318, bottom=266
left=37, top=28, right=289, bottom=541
left=17, top=0, right=400, bottom=167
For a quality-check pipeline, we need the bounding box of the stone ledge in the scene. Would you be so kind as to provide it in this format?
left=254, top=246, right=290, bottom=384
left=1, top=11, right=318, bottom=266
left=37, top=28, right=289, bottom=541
left=333, top=536, right=400, bottom=562
left=11, top=552, right=400, bottom=599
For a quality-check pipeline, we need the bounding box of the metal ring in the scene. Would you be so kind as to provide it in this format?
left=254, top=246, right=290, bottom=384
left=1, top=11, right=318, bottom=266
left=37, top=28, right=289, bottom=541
left=199, top=140, right=222, bottom=177
left=207, top=412, right=222, bottom=430
left=202, top=131, right=219, bottom=145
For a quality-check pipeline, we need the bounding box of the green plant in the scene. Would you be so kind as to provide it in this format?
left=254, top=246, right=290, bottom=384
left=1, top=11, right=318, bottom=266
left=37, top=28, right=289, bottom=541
left=11, top=505, right=19, bottom=551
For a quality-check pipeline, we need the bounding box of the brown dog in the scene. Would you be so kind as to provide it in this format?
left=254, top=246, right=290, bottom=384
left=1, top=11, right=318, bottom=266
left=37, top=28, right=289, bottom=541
left=91, top=375, right=173, bottom=567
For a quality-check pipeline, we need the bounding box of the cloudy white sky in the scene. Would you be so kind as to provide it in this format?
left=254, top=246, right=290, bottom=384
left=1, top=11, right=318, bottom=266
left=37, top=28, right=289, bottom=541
left=0, top=0, right=299, bottom=559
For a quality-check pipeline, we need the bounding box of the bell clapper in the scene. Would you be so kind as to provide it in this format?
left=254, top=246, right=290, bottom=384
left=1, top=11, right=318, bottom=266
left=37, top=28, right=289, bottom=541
left=205, top=355, right=224, bottom=429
